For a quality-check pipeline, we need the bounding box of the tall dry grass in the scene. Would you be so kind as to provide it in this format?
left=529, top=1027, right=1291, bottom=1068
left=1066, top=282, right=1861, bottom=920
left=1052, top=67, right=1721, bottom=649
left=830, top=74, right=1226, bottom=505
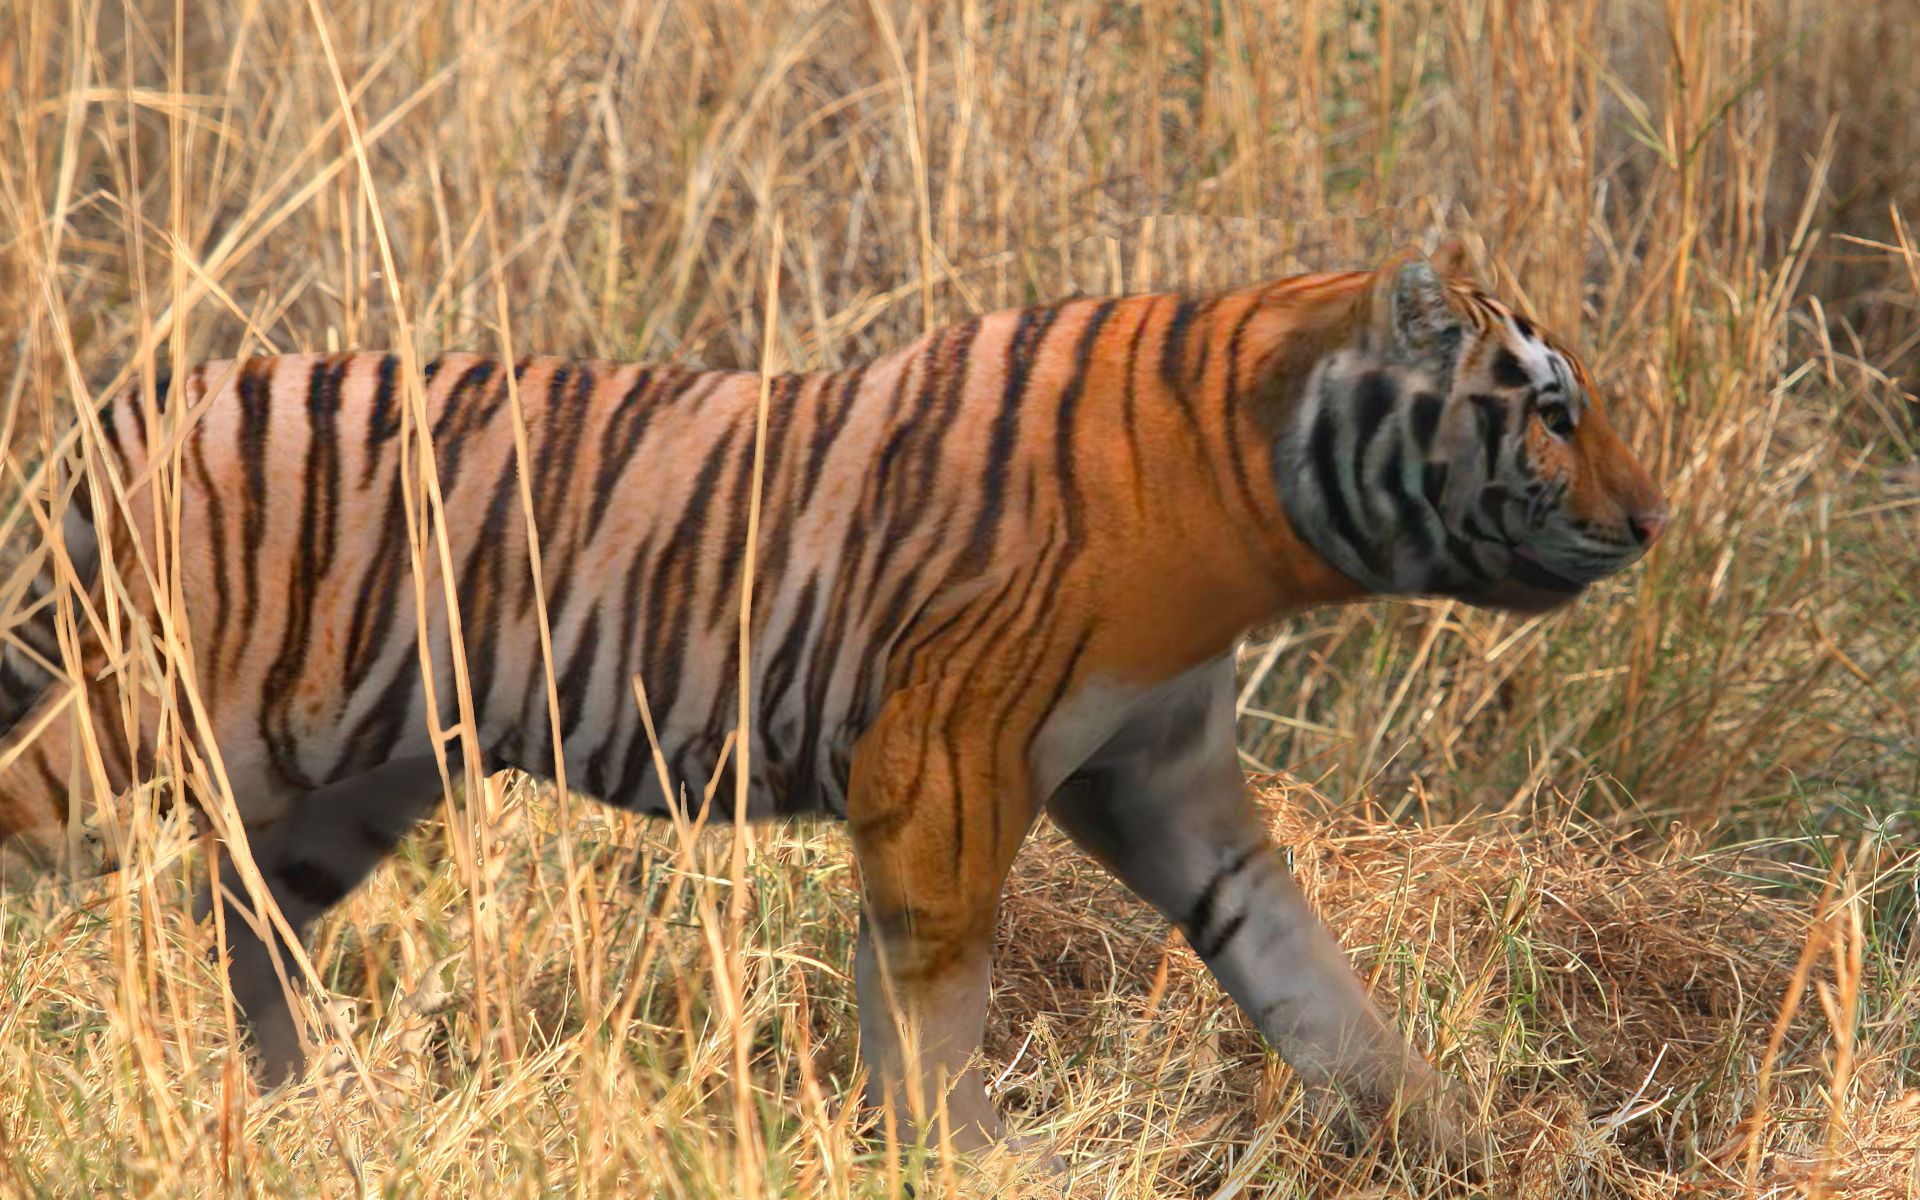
left=1, top=0, right=1917, bottom=1195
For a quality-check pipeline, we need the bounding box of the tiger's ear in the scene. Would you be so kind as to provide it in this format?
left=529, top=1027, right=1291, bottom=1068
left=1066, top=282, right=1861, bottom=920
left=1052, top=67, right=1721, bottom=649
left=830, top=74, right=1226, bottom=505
left=1365, top=248, right=1461, bottom=362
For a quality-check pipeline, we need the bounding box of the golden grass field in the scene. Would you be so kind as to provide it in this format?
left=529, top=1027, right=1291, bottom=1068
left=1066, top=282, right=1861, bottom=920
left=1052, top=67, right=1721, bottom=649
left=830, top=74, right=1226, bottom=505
left=2, top=0, right=1918, bottom=1195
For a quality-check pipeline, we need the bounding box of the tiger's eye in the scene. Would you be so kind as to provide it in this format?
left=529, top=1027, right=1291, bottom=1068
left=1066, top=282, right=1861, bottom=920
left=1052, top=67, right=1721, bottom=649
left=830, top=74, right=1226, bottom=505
left=1538, top=403, right=1575, bottom=438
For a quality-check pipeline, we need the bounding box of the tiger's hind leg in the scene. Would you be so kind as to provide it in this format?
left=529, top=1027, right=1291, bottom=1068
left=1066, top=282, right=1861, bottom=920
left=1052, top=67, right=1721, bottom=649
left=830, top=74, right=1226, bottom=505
left=0, top=497, right=113, bottom=888
left=0, top=667, right=146, bottom=890
left=1045, top=658, right=1485, bottom=1166
left=200, top=755, right=447, bottom=1083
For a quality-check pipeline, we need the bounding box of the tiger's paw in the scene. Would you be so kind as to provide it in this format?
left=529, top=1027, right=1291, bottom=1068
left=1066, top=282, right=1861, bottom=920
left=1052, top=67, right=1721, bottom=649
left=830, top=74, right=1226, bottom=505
left=1308, top=1072, right=1494, bottom=1175
left=999, top=1128, right=1070, bottom=1178
left=1390, top=1079, right=1495, bottom=1174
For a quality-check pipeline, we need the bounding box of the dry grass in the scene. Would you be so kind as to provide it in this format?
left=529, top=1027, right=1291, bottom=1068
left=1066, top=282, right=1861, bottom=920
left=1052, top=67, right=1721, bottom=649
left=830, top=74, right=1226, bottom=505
left=2, top=0, right=1918, bottom=1195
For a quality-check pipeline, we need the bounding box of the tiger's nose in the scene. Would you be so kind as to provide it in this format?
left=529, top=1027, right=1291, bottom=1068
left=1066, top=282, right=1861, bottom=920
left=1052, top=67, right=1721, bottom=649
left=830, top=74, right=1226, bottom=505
left=1628, top=505, right=1670, bottom=546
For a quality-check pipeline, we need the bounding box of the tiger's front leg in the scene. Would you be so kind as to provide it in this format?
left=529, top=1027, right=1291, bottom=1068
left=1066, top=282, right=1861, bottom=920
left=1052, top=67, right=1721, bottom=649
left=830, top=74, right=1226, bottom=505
left=846, top=681, right=1037, bottom=1153
left=1046, top=658, right=1485, bottom=1164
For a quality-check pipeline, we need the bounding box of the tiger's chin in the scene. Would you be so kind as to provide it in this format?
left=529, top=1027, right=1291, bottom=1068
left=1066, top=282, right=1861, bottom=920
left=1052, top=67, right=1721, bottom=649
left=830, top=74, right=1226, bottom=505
left=1477, top=554, right=1589, bottom=614
left=1475, top=577, right=1585, bottom=615
left=1424, top=549, right=1589, bottom=614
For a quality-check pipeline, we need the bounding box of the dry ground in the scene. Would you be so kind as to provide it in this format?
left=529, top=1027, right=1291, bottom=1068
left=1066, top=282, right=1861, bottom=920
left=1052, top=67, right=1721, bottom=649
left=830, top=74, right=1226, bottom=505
left=3, top=0, right=1919, bottom=1196
left=3, top=779, right=1915, bottom=1196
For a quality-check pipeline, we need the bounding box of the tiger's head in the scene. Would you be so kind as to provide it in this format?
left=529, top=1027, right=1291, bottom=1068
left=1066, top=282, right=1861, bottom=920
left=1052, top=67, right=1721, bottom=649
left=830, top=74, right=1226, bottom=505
left=1275, top=246, right=1669, bottom=614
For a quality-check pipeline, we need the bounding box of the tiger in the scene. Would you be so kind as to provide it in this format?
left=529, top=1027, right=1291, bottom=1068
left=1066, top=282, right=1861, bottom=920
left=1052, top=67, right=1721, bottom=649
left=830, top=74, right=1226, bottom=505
left=0, top=245, right=1667, bottom=1160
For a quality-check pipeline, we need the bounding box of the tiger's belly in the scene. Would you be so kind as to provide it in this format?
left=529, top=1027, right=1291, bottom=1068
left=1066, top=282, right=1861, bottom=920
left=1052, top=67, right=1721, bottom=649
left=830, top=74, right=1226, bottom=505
left=191, top=567, right=874, bottom=822
left=211, top=531, right=878, bottom=821
left=474, top=615, right=868, bottom=821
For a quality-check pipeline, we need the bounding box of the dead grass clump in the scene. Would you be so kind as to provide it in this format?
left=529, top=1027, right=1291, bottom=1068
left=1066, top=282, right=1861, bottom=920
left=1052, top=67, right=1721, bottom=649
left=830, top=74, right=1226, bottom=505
left=989, top=780, right=1899, bottom=1197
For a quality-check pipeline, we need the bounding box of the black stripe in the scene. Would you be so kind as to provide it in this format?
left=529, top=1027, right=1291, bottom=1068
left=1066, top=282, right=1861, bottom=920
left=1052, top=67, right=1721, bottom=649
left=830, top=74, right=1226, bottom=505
left=799, top=363, right=868, bottom=509
left=236, top=359, right=273, bottom=634
left=756, top=577, right=818, bottom=813
left=1352, top=371, right=1399, bottom=453
left=973, top=539, right=1074, bottom=780
left=362, top=354, right=401, bottom=487
left=458, top=443, right=528, bottom=722
left=798, top=507, right=884, bottom=813
left=340, top=465, right=411, bottom=683
left=342, top=354, right=452, bottom=689
left=962, top=307, right=1060, bottom=569
left=742, top=374, right=808, bottom=626
left=1409, top=391, right=1443, bottom=448
left=31, top=751, right=64, bottom=801
left=1186, top=844, right=1265, bottom=959
left=554, top=606, right=603, bottom=750
left=860, top=326, right=979, bottom=625
left=636, top=425, right=736, bottom=740
left=530, top=364, right=599, bottom=620
left=599, top=536, right=657, bottom=805
left=515, top=363, right=573, bottom=619
left=312, top=360, right=349, bottom=576
left=585, top=368, right=660, bottom=536
left=1492, top=347, right=1531, bottom=389
left=1119, top=303, right=1151, bottom=505
left=337, top=647, right=423, bottom=771
left=1054, top=301, right=1119, bottom=548
left=259, top=358, right=349, bottom=790
left=1217, top=301, right=1268, bottom=519
left=98, top=385, right=122, bottom=455
left=793, top=540, right=870, bottom=816
left=1159, top=296, right=1200, bottom=390
left=708, top=415, right=760, bottom=629
left=906, top=323, right=978, bottom=503
left=1157, top=296, right=1212, bottom=441
left=125, top=377, right=149, bottom=453
left=1019, top=622, right=1093, bottom=765
left=1380, top=442, right=1432, bottom=555
left=1309, top=409, right=1368, bottom=560
left=188, top=415, right=232, bottom=703
left=430, top=361, right=503, bottom=493
left=865, top=337, right=943, bottom=534
left=1470, top=393, right=1506, bottom=472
